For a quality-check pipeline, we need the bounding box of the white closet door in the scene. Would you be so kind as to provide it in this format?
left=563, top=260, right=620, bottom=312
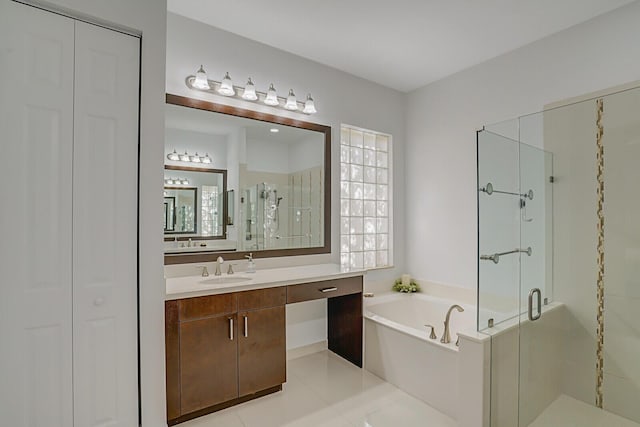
left=0, top=2, right=75, bottom=426
left=72, top=21, right=140, bottom=427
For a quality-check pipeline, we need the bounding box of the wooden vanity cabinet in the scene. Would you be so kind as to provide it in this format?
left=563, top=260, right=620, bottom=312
left=237, top=287, right=287, bottom=396
left=165, top=287, right=286, bottom=425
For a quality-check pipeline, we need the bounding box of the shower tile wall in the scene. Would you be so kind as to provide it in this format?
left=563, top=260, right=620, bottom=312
left=545, top=88, right=640, bottom=422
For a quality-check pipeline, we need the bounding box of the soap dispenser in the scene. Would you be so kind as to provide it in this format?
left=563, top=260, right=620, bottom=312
left=245, top=253, right=256, bottom=273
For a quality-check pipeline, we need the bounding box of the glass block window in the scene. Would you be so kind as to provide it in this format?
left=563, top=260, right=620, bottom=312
left=340, top=125, right=392, bottom=269
left=201, top=185, right=219, bottom=236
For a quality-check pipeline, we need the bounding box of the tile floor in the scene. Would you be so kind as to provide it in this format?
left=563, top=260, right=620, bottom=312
left=180, top=350, right=456, bottom=427
left=529, top=394, right=640, bottom=427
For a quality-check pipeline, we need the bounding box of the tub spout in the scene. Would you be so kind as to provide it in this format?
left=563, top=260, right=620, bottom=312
left=441, top=304, right=464, bottom=344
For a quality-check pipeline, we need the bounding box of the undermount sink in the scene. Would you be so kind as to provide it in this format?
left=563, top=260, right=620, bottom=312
left=200, top=276, right=252, bottom=285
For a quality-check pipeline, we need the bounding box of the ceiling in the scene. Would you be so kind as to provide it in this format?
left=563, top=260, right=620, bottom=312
left=167, top=0, right=634, bottom=92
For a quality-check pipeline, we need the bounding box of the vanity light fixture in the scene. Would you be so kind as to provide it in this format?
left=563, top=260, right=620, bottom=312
left=218, top=72, right=235, bottom=96
left=264, top=83, right=279, bottom=106
left=193, top=65, right=210, bottom=90
left=167, top=149, right=180, bottom=161
left=201, top=153, right=212, bottom=164
left=179, top=151, right=190, bottom=162
left=186, top=67, right=318, bottom=114
left=284, top=89, right=298, bottom=111
left=242, top=78, right=258, bottom=101
left=303, top=93, right=317, bottom=114
left=190, top=152, right=202, bottom=163
left=165, top=177, right=190, bottom=186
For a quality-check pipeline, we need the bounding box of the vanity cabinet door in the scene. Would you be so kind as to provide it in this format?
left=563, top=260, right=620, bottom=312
left=180, top=314, right=238, bottom=414
left=238, top=306, right=286, bottom=396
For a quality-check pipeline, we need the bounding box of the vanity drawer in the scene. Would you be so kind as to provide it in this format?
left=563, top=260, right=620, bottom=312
left=287, top=276, right=362, bottom=304
left=238, top=287, right=286, bottom=311
left=178, top=293, right=237, bottom=321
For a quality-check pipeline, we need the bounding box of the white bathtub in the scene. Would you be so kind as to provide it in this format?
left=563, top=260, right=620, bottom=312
left=364, top=292, right=477, bottom=421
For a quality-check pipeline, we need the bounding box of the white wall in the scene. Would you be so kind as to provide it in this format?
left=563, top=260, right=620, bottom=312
left=166, top=12, right=407, bottom=290
left=405, top=1, right=640, bottom=290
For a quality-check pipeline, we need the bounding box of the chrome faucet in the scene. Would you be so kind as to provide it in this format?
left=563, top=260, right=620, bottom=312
left=215, top=256, right=224, bottom=276
left=441, top=304, right=464, bottom=344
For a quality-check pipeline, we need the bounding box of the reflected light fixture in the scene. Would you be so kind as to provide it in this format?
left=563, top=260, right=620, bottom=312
left=168, top=150, right=213, bottom=164
left=264, top=83, right=279, bottom=106
left=181, top=178, right=189, bottom=185
left=218, top=72, right=235, bottom=96
left=193, top=65, right=210, bottom=90
left=303, top=94, right=317, bottom=114
left=285, top=89, right=298, bottom=110
left=167, top=149, right=180, bottom=161
left=270, top=128, right=279, bottom=133
left=242, top=78, right=258, bottom=101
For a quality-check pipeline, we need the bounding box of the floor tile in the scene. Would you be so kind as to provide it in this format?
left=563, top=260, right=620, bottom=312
left=529, top=394, right=640, bottom=427
left=356, top=392, right=457, bottom=427
left=178, top=407, right=245, bottom=427
left=179, top=350, right=456, bottom=427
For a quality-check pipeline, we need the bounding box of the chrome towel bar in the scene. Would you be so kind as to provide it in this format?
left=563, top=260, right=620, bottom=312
left=480, top=247, right=532, bottom=264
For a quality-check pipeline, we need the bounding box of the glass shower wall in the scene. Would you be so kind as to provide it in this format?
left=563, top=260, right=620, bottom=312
left=481, top=85, right=640, bottom=426
left=477, top=127, right=521, bottom=331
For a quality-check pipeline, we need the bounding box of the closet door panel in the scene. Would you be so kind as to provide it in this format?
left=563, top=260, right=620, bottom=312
left=0, top=2, right=74, bottom=426
left=72, top=21, right=140, bottom=427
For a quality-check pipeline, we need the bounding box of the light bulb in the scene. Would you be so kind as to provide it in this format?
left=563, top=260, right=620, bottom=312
left=285, top=89, right=298, bottom=110
left=303, top=93, right=317, bottom=114
left=166, top=179, right=174, bottom=185
left=167, top=149, right=180, bottom=161
left=201, top=153, right=212, bottom=164
left=242, top=78, right=258, bottom=101
left=181, top=178, right=189, bottom=185
left=193, top=65, right=210, bottom=90
left=218, top=72, right=235, bottom=96
left=180, top=151, right=190, bottom=162
left=264, top=83, right=279, bottom=106
left=190, top=152, right=201, bottom=163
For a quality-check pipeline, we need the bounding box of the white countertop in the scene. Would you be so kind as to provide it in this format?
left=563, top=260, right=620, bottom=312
left=165, top=263, right=366, bottom=300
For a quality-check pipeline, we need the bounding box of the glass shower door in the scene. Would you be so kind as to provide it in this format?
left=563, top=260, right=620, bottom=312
left=517, top=139, right=557, bottom=427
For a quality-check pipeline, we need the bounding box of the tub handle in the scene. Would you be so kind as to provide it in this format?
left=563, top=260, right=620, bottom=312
left=320, top=287, right=338, bottom=293
left=424, top=324, right=437, bottom=340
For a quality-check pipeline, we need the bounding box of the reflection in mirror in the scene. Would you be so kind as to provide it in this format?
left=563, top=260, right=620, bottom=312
left=164, top=197, right=175, bottom=231
left=226, top=190, right=235, bottom=226
left=163, top=187, right=197, bottom=233
left=164, top=165, right=227, bottom=251
left=164, top=94, right=331, bottom=263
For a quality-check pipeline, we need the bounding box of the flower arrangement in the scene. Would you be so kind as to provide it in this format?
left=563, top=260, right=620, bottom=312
left=392, top=277, right=420, bottom=293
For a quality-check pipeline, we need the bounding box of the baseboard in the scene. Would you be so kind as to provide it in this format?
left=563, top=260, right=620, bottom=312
left=286, top=340, right=327, bottom=360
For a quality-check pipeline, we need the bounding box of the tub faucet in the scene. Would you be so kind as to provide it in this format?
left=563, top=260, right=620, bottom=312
left=441, top=304, right=464, bottom=344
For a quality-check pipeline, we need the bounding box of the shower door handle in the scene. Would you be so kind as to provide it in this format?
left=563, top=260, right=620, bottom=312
left=528, top=288, right=542, bottom=321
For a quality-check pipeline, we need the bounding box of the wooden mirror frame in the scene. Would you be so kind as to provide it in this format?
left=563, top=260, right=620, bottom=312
left=164, top=93, right=331, bottom=265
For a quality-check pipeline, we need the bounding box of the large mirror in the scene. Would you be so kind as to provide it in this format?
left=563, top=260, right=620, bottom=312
left=164, top=94, right=331, bottom=264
